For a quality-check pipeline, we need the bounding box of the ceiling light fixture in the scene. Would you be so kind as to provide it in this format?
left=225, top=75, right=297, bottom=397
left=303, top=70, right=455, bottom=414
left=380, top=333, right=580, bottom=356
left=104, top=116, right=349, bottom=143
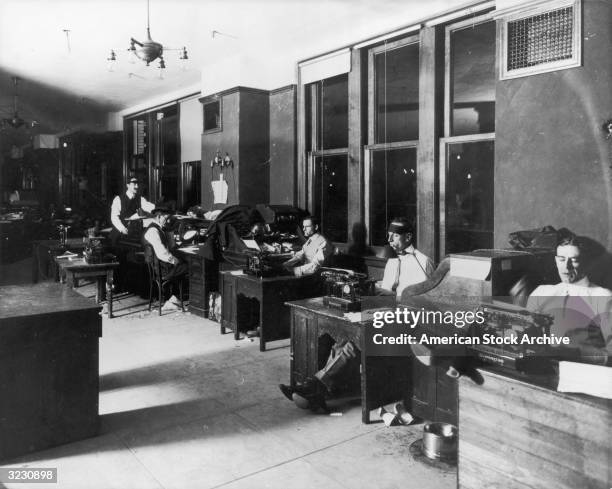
left=1, top=77, right=36, bottom=130
left=108, top=0, right=188, bottom=71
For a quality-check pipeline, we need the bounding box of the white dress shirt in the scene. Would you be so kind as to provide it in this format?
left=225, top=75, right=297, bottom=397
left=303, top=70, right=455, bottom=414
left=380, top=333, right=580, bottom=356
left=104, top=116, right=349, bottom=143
left=527, top=278, right=612, bottom=363
left=143, top=225, right=178, bottom=265
left=379, top=245, right=434, bottom=297
left=284, top=233, right=333, bottom=276
left=110, top=191, right=155, bottom=233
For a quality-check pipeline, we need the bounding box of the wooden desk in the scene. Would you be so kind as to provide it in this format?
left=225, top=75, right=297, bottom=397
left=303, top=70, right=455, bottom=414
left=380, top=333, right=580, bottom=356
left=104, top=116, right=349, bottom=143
left=31, top=238, right=86, bottom=283
left=0, top=283, right=101, bottom=460
left=458, top=368, right=612, bottom=489
left=286, top=297, right=412, bottom=424
left=55, top=257, right=119, bottom=318
left=177, top=245, right=220, bottom=318
left=219, top=271, right=324, bottom=351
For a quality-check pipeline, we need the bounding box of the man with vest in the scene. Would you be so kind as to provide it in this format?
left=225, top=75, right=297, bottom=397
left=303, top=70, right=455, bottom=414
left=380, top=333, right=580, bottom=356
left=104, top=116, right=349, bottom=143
left=110, top=176, right=155, bottom=245
left=143, top=208, right=188, bottom=310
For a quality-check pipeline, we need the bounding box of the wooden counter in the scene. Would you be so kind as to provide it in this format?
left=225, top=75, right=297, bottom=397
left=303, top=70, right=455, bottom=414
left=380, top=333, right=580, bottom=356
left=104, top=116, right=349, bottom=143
left=0, top=283, right=102, bottom=461
left=458, top=368, right=612, bottom=489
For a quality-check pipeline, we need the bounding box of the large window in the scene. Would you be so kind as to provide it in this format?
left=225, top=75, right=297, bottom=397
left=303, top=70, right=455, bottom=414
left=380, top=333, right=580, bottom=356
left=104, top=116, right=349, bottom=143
left=306, top=74, right=349, bottom=242
left=313, top=154, right=348, bottom=242
left=372, top=40, right=420, bottom=143
left=442, top=15, right=496, bottom=255
left=448, top=19, right=496, bottom=136
left=368, top=147, right=417, bottom=246
left=367, top=36, right=419, bottom=247
left=442, top=138, right=494, bottom=253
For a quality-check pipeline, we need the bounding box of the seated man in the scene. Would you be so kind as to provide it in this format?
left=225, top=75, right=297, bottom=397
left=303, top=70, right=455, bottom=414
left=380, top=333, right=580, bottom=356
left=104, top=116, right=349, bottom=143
left=283, top=216, right=333, bottom=276
left=279, top=217, right=434, bottom=411
left=142, top=208, right=188, bottom=310
left=527, top=234, right=612, bottom=365
left=378, top=218, right=435, bottom=296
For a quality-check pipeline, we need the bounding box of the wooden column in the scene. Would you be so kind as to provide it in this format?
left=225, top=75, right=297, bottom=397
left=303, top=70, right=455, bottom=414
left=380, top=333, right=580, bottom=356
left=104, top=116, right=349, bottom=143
left=417, top=26, right=441, bottom=261
left=347, top=49, right=366, bottom=243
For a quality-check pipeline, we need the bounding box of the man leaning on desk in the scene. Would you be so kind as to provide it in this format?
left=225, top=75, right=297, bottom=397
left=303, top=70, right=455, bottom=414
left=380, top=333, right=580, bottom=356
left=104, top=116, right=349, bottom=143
left=282, top=216, right=334, bottom=276
left=279, top=217, right=434, bottom=411
left=143, top=208, right=188, bottom=310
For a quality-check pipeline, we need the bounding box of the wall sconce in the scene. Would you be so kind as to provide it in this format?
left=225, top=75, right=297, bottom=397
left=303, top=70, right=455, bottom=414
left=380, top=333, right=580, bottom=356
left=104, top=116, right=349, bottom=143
left=211, top=150, right=233, bottom=168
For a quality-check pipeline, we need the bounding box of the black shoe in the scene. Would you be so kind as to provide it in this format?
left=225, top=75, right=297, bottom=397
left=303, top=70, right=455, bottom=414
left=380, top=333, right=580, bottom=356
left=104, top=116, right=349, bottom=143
left=279, top=384, right=294, bottom=401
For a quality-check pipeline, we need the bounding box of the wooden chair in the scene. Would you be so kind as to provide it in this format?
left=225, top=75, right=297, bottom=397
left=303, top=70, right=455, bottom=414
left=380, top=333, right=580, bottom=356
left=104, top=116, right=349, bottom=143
left=143, top=244, right=185, bottom=316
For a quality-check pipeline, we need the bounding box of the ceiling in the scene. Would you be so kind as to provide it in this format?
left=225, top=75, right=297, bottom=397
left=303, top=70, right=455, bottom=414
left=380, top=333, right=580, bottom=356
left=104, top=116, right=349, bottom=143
left=0, top=0, right=472, bottom=137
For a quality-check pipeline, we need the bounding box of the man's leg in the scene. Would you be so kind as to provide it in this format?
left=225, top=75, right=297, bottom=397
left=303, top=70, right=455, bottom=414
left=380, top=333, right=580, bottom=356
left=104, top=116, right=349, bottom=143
left=279, top=340, right=360, bottom=410
left=314, top=340, right=359, bottom=392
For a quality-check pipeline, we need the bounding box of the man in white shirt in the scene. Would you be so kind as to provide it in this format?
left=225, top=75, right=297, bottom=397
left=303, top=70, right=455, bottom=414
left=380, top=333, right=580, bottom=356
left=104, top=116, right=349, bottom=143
left=378, top=218, right=435, bottom=296
left=283, top=216, right=333, bottom=276
left=280, top=217, right=434, bottom=411
left=143, top=209, right=188, bottom=309
left=527, top=234, right=612, bottom=365
left=110, top=176, right=155, bottom=243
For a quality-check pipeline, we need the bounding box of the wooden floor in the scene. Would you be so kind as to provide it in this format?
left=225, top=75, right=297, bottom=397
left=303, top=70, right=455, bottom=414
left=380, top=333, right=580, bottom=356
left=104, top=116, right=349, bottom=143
left=0, top=260, right=456, bottom=489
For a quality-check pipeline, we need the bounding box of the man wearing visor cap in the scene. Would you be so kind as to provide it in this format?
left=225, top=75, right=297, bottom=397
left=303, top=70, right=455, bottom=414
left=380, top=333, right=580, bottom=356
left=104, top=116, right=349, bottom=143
left=109, top=176, right=155, bottom=244
left=378, top=217, right=434, bottom=296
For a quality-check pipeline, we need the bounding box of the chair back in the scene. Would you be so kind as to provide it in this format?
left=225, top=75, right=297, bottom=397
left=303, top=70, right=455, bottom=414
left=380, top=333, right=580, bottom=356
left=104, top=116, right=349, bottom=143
left=143, top=244, right=164, bottom=282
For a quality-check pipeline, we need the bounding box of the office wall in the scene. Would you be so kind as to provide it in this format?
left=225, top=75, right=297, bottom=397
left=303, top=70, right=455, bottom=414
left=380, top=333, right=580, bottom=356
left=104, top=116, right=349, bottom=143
left=494, top=0, right=612, bottom=249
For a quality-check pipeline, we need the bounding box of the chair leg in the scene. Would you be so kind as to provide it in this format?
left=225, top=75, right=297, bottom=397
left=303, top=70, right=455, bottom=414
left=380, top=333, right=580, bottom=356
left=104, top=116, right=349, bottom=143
left=158, top=281, right=163, bottom=316
left=148, top=270, right=153, bottom=312
left=179, top=280, right=184, bottom=312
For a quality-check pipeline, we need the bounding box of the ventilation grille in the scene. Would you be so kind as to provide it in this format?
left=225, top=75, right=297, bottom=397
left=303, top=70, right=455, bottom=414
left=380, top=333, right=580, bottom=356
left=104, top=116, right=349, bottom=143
left=507, top=6, right=574, bottom=71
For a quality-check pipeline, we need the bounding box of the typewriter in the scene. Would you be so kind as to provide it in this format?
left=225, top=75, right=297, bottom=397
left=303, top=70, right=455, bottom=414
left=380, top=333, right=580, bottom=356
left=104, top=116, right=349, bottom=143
left=321, top=268, right=376, bottom=312
left=468, top=302, right=554, bottom=372
left=243, top=250, right=294, bottom=277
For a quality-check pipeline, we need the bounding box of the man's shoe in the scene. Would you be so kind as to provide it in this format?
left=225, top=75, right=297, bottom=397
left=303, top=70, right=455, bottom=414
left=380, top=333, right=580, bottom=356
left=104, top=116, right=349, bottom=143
left=279, top=384, right=294, bottom=401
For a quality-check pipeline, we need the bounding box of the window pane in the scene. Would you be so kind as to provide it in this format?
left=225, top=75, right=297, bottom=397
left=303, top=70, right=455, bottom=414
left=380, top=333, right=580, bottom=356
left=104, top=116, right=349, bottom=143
left=375, top=42, right=419, bottom=143
left=450, top=21, right=496, bottom=136
left=369, top=148, right=417, bottom=246
left=314, top=154, right=348, bottom=242
left=203, top=101, right=221, bottom=131
left=445, top=140, right=494, bottom=254
left=320, top=74, right=348, bottom=149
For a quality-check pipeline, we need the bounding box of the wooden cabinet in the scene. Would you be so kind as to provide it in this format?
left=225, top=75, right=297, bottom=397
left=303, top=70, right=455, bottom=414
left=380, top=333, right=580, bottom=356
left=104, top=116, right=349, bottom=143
left=200, top=87, right=270, bottom=208
left=0, top=283, right=101, bottom=460
left=180, top=250, right=219, bottom=318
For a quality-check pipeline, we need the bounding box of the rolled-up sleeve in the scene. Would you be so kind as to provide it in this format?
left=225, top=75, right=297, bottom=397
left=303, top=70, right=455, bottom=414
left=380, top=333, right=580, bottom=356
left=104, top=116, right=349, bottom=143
left=144, top=228, right=177, bottom=264
left=110, top=196, right=126, bottom=233
left=141, top=196, right=155, bottom=213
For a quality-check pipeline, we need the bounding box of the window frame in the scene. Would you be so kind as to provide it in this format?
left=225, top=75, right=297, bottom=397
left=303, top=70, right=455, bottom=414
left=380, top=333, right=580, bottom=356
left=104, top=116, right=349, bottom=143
left=366, top=34, right=420, bottom=249
left=306, top=77, right=350, bottom=244
left=364, top=141, right=418, bottom=248
left=497, top=0, right=582, bottom=81
left=367, top=34, right=420, bottom=146
left=439, top=133, right=495, bottom=256
left=444, top=12, right=497, bottom=138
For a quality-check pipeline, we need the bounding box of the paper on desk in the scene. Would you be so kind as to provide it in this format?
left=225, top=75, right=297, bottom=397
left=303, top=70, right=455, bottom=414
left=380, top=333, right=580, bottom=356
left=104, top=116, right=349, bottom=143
left=343, top=307, right=393, bottom=323
left=450, top=256, right=491, bottom=280
left=56, top=251, right=78, bottom=259
left=230, top=270, right=245, bottom=276
left=557, top=361, right=612, bottom=399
